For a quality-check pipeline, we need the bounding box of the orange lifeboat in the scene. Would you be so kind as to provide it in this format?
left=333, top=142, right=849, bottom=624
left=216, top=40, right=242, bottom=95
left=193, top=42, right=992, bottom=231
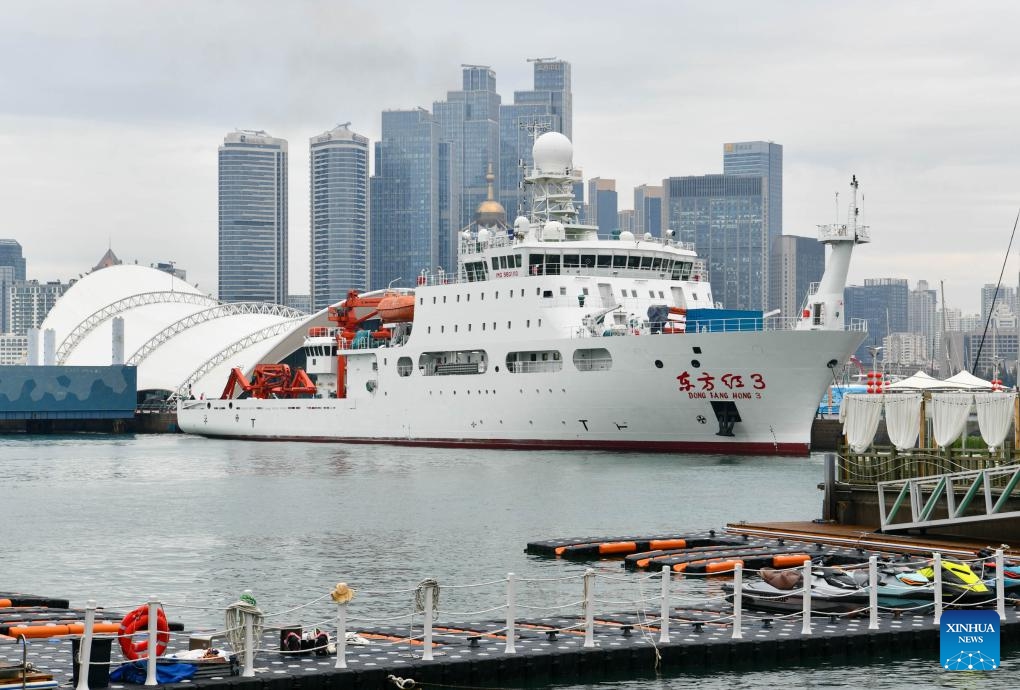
left=377, top=294, right=415, bottom=322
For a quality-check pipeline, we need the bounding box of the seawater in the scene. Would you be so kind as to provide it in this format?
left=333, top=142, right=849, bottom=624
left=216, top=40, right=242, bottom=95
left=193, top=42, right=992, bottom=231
left=0, top=434, right=1010, bottom=687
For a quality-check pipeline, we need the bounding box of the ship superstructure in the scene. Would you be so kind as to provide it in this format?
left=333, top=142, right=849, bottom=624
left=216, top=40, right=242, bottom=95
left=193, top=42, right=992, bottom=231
left=178, top=134, right=867, bottom=455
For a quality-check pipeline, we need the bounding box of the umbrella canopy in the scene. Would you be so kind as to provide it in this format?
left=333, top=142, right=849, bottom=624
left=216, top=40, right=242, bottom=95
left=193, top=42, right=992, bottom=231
left=885, top=370, right=949, bottom=390
left=943, top=370, right=995, bottom=390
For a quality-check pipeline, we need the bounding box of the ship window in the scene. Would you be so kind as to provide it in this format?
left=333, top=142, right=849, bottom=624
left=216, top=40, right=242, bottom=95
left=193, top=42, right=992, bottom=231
left=483, top=323, right=486, bottom=330
left=573, top=348, right=613, bottom=371
left=628, top=256, right=640, bottom=268
left=543, top=290, right=553, bottom=298
left=652, top=257, right=663, bottom=270
left=520, top=289, right=524, bottom=296
left=507, top=321, right=511, bottom=329
left=433, top=297, right=437, bottom=304
left=491, top=257, right=498, bottom=270
left=649, top=291, right=655, bottom=298
left=538, top=318, right=542, bottom=326
left=582, top=254, right=596, bottom=267
left=514, top=255, right=522, bottom=267
left=692, top=293, right=698, bottom=300
left=564, top=254, right=580, bottom=268
left=529, top=254, right=544, bottom=274
left=506, top=350, right=564, bottom=373
left=631, top=290, right=638, bottom=298
left=527, top=319, right=530, bottom=327
left=621, top=290, right=626, bottom=298
left=468, top=324, right=472, bottom=331
left=495, top=291, right=499, bottom=298
left=418, top=350, right=488, bottom=376
left=419, top=298, right=423, bottom=305
left=443, top=296, right=447, bottom=303
left=493, top=322, right=497, bottom=329
left=481, top=292, right=485, bottom=300
left=641, top=256, right=653, bottom=269
left=545, top=254, right=560, bottom=275
left=428, top=326, right=432, bottom=333
left=456, top=294, right=460, bottom=302
left=597, top=254, right=611, bottom=268
left=454, top=325, right=458, bottom=332
left=559, top=286, right=566, bottom=296
left=582, top=287, right=589, bottom=295
left=466, top=294, right=470, bottom=301
left=659, top=291, right=665, bottom=298
left=536, top=288, right=541, bottom=296
left=613, top=254, right=627, bottom=268
left=441, top=325, right=445, bottom=333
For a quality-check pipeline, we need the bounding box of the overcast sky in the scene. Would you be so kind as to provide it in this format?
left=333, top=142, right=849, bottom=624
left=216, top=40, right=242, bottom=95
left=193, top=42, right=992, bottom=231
left=3, top=1, right=1019, bottom=313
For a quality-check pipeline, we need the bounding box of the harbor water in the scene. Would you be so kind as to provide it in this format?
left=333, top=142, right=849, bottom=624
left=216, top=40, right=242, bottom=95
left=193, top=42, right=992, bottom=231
left=0, top=434, right=1010, bottom=686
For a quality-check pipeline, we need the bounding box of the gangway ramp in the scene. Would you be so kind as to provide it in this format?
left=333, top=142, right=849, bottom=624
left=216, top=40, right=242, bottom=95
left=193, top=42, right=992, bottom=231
left=878, top=462, right=1020, bottom=532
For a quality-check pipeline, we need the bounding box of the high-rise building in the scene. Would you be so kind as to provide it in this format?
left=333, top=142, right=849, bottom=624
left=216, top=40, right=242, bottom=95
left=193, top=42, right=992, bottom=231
left=370, top=109, right=441, bottom=291
left=633, top=185, right=663, bottom=237
left=6, top=280, right=67, bottom=336
left=843, top=278, right=909, bottom=362
left=434, top=66, right=500, bottom=271
left=723, top=141, right=782, bottom=238
left=587, top=178, right=617, bottom=235
left=286, top=294, right=312, bottom=314
left=981, top=283, right=1018, bottom=322
left=769, top=235, right=824, bottom=317
left=617, top=209, right=635, bottom=234
left=664, top=175, right=769, bottom=310
left=218, top=130, right=288, bottom=304
left=309, top=124, right=369, bottom=311
left=499, top=59, right=572, bottom=218
left=0, top=239, right=26, bottom=334
left=907, top=279, right=938, bottom=360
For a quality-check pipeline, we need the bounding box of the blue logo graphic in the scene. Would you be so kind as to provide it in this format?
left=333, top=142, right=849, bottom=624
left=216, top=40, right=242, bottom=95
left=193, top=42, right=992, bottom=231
left=940, top=610, right=999, bottom=671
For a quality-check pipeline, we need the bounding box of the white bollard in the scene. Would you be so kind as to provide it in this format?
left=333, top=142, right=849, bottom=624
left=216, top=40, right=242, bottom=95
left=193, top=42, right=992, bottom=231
left=144, top=598, right=158, bottom=686
left=996, top=549, right=1006, bottom=622
left=868, top=556, right=878, bottom=630
left=933, top=553, right=943, bottom=625
left=75, top=600, right=96, bottom=690
left=731, top=564, right=743, bottom=640
left=423, top=585, right=434, bottom=661
left=659, top=566, right=671, bottom=644
left=583, top=568, right=595, bottom=649
left=334, top=602, right=348, bottom=669
left=241, top=609, right=254, bottom=677
left=801, top=560, right=812, bottom=636
left=504, top=573, right=516, bottom=655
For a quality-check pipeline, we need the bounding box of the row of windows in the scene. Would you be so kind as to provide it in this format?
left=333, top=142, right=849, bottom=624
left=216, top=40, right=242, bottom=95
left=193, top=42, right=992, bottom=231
left=425, top=318, right=542, bottom=334
left=395, top=348, right=610, bottom=377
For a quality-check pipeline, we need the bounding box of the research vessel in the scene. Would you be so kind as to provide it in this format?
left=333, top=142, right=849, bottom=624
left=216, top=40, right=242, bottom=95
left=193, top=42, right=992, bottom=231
left=178, top=133, right=868, bottom=454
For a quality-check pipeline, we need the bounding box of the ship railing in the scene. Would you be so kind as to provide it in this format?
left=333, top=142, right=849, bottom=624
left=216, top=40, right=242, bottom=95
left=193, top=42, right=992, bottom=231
left=847, top=318, right=868, bottom=332
left=817, top=223, right=871, bottom=243
left=505, top=360, right=564, bottom=374
left=415, top=270, right=463, bottom=287
left=64, top=547, right=1013, bottom=679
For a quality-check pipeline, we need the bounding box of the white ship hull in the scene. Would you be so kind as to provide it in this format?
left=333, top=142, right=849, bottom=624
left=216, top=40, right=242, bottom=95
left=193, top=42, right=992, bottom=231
left=178, top=328, right=863, bottom=455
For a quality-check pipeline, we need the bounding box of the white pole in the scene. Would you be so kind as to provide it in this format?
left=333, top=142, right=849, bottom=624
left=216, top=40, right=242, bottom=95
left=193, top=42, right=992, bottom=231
left=423, top=586, right=434, bottom=661
left=75, top=600, right=96, bottom=690
left=144, top=598, right=158, bottom=686
left=504, top=573, right=516, bottom=655
left=583, top=568, right=595, bottom=649
left=241, top=610, right=254, bottom=677
left=731, top=564, right=743, bottom=640
left=996, top=549, right=1006, bottom=621
left=659, top=566, right=671, bottom=644
left=334, top=603, right=347, bottom=669
left=801, top=560, right=812, bottom=636
left=933, top=553, right=943, bottom=625
left=868, top=556, right=879, bottom=630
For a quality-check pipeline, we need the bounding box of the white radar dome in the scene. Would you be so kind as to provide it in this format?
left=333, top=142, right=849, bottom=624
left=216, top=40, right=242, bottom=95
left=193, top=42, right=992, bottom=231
left=619, top=230, right=635, bottom=242
left=543, top=220, right=565, bottom=240
left=532, top=132, right=573, bottom=175
left=477, top=227, right=492, bottom=244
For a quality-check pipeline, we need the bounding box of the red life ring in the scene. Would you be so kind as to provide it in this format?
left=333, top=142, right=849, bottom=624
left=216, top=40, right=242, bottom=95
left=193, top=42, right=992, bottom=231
left=118, top=605, right=170, bottom=660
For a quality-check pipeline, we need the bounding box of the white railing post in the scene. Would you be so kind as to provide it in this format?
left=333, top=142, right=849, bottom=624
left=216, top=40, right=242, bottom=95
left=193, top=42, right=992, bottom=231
left=868, top=556, right=879, bottom=630
left=659, top=566, right=671, bottom=643
left=241, top=605, right=254, bottom=678
left=144, top=598, right=158, bottom=686
left=800, top=560, right=812, bottom=636
left=583, top=568, right=595, bottom=649
left=933, top=553, right=943, bottom=625
left=731, top=564, right=743, bottom=640
left=504, top=573, right=516, bottom=654
left=423, top=585, right=434, bottom=661
left=75, top=600, right=96, bottom=690
left=334, top=602, right=347, bottom=669
left=996, top=549, right=1006, bottom=621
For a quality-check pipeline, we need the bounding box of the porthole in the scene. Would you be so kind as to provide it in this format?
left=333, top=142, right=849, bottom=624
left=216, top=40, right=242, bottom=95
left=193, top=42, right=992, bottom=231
left=655, top=360, right=664, bottom=369
left=691, top=359, right=701, bottom=368
left=228, top=402, right=233, bottom=409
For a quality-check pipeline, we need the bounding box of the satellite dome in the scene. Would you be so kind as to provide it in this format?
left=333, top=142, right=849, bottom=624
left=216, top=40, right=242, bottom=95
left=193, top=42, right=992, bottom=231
left=477, top=227, right=492, bottom=244
left=619, top=230, right=635, bottom=242
left=543, top=220, right=565, bottom=240
left=532, top=132, right=573, bottom=175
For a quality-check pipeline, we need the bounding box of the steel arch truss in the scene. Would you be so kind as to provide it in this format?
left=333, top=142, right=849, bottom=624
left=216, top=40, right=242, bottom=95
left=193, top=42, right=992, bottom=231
left=56, top=291, right=220, bottom=364
left=126, top=303, right=305, bottom=367
left=173, top=319, right=305, bottom=398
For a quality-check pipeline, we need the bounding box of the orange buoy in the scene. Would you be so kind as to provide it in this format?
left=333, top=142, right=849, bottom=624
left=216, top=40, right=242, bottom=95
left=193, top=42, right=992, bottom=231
left=649, top=539, right=687, bottom=550
left=118, top=605, right=170, bottom=660
left=772, top=553, right=811, bottom=568
left=598, top=541, right=638, bottom=555
left=705, top=559, right=745, bottom=574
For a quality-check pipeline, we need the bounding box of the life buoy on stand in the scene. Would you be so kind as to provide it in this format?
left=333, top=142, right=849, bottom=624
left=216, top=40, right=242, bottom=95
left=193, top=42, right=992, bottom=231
left=118, top=604, right=170, bottom=660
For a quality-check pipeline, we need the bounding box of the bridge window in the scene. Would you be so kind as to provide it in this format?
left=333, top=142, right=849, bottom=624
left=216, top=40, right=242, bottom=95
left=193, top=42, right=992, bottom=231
left=573, top=348, right=613, bottom=372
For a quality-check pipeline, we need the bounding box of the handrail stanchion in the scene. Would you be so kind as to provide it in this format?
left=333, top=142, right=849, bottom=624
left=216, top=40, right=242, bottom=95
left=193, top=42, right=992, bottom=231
left=75, top=599, right=96, bottom=690
left=504, top=573, right=516, bottom=655
left=801, top=560, right=812, bottom=636
left=933, top=553, right=943, bottom=625
left=731, top=564, right=743, bottom=640
left=868, top=556, right=879, bottom=630
left=144, top=598, right=158, bottom=686
left=659, top=566, right=671, bottom=644
left=583, top=569, right=596, bottom=649
left=423, top=585, right=434, bottom=661
left=996, top=549, right=1006, bottom=621
left=334, top=602, right=348, bottom=669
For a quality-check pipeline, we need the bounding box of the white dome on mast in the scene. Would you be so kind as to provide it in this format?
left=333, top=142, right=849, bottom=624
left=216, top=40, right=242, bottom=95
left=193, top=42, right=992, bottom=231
left=532, top=132, right=573, bottom=175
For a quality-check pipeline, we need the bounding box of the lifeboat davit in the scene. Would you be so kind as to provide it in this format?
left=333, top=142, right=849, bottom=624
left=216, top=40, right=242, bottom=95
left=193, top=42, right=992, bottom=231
left=377, top=294, right=415, bottom=322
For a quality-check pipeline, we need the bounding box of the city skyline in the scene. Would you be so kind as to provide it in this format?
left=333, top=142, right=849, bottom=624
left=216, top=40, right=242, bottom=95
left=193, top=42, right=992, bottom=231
left=5, top=2, right=1020, bottom=314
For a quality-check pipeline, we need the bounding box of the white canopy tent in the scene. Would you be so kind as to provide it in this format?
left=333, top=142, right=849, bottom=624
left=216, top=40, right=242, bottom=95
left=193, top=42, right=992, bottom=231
left=943, top=371, right=995, bottom=390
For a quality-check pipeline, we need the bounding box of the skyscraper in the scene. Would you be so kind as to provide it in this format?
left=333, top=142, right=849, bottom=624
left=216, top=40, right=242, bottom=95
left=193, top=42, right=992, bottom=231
left=769, top=235, right=824, bottom=317
left=981, top=283, right=1017, bottom=322
left=587, top=178, right=617, bottom=235
left=844, top=278, right=909, bottom=362
left=309, top=124, right=369, bottom=311
left=218, top=130, right=288, bottom=304
left=617, top=209, right=635, bottom=234
left=633, top=185, right=664, bottom=237
left=664, top=175, right=769, bottom=310
left=434, top=65, right=500, bottom=269
left=499, top=59, right=572, bottom=218
left=908, top=279, right=938, bottom=360
left=723, top=141, right=783, bottom=238
left=0, top=239, right=26, bottom=334
left=370, top=109, right=441, bottom=291
left=6, top=280, right=67, bottom=336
